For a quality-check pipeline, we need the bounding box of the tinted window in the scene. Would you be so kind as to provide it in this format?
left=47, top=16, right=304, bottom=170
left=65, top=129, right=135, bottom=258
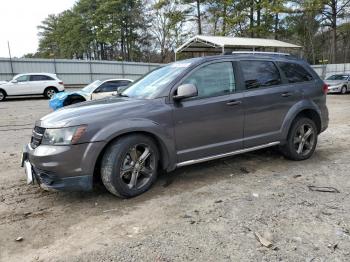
left=326, top=74, right=348, bottom=81
left=15, top=75, right=29, bottom=82
left=97, top=82, right=120, bottom=92
left=278, top=62, right=313, bottom=83
left=30, top=75, right=54, bottom=81
left=182, top=62, right=236, bottom=98
left=240, top=60, right=281, bottom=89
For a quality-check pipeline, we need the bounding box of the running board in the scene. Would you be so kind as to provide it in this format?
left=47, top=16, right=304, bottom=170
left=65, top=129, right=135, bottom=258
left=176, top=142, right=280, bottom=167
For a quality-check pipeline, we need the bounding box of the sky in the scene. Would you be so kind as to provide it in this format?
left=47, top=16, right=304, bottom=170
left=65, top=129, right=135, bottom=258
left=0, top=0, right=77, bottom=58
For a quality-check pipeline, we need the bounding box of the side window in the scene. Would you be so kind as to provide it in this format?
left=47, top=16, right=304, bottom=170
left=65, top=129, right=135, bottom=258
left=15, top=75, right=29, bottom=82
left=182, top=62, right=236, bottom=99
left=240, top=60, right=281, bottom=89
left=30, top=75, right=54, bottom=81
left=278, top=62, right=313, bottom=83
left=96, top=82, right=119, bottom=92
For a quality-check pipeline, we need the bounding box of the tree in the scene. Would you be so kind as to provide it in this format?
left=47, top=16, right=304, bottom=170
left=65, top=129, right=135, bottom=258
left=320, top=0, right=350, bottom=63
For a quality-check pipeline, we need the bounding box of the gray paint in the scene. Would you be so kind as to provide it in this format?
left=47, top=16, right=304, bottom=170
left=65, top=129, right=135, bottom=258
left=26, top=54, right=329, bottom=191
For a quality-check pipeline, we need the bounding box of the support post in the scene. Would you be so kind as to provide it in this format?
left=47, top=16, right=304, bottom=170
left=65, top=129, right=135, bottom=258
left=89, top=60, right=93, bottom=82
left=8, top=41, right=14, bottom=77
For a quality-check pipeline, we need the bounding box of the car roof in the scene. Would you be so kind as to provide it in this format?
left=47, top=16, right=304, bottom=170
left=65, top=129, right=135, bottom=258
left=102, top=78, right=133, bottom=82
left=15, top=72, right=58, bottom=77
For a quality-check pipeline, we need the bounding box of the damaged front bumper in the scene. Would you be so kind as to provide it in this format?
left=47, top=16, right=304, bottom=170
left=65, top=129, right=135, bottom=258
left=21, top=142, right=105, bottom=191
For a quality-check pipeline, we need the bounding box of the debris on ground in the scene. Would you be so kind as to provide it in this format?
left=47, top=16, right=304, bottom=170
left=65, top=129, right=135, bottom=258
left=254, top=232, right=273, bottom=248
left=15, top=237, right=23, bottom=242
left=240, top=167, right=250, bottom=174
left=308, top=186, right=340, bottom=193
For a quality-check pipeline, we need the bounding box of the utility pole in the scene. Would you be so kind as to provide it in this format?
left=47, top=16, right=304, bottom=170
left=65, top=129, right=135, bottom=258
left=8, top=41, right=14, bottom=77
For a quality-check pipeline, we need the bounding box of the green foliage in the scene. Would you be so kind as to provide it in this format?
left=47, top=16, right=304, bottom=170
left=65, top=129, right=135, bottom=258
left=35, top=0, right=350, bottom=63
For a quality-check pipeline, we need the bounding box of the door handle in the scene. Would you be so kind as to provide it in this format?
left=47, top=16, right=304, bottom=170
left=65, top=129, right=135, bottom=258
left=281, top=92, right=293, bottom=97
left=226, top=100, right=242, bottom=106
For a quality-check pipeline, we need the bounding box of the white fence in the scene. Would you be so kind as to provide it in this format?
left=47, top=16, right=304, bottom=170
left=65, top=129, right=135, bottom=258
left=0, top=58, right=349, bottom=86
left=311, top=63, right=350, bottom=79
left=0, top=58, right=162, bottom=86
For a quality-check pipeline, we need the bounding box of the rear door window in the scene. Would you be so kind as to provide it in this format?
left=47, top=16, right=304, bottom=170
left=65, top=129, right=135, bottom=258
left=97, top=82, right=120, bottom=92
left=240, top=60, right=281, bottom=89
left=277, top=62, right=313, bottom=83
left=30, top=75, right=54, bottom=81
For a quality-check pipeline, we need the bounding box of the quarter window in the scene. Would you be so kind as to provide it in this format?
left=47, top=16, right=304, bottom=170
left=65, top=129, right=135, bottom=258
left=240, top=60, right=282, bottom=89
left=182, top=62, right=236, bottom=98
left=278, top=62, right=313, bottom=83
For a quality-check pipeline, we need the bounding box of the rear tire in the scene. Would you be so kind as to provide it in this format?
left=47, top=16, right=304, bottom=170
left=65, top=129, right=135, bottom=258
left=280, top=117, right=318, bottom=161
left=101, top=134, right=159, bottom=198
left=0, top=90, right=6, bottom=101
left=341, top=86, right=347, bottom=94
left=44, top=87, right=57, bottom=99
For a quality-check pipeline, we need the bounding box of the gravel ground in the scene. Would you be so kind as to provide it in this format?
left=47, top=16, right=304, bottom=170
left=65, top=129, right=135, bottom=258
left=0, top=95, right=350, bottom=262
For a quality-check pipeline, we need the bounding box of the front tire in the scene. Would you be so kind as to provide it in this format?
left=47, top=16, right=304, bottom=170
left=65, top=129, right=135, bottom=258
left=281, top=117, right=318, bottom=161
left=101, top=134, right=159, bottom=198
left=0, top=90, right=6, bottom=101
left=341, top=86, right=347, bottom=94
left=44, top=87, right=57, bottom=99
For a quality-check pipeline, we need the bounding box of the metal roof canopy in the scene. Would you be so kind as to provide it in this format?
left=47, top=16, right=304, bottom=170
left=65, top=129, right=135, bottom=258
left=175, top=35, right=301, bottom=60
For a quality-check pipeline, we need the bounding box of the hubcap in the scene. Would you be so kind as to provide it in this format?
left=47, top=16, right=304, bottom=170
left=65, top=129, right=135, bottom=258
left=120, top=144, right=155, bottom=190
left=293, top=124, right=315, bottom=156
left=47, top=89, right=56, bottom=98
left=0, top=93, right=4, bottom=100
left=342, top=87, right=346, bottom=94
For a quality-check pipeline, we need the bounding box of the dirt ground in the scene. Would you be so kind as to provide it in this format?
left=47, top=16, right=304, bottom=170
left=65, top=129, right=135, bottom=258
left=0, top=94, right=350, bottom=262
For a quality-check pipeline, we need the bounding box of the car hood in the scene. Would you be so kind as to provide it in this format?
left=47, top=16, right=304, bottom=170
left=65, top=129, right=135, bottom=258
left=325, top=80, right=345, bottom=86
left=38, top=97, right=156, bottom=128
left=0, top=81, right=7, bottom=85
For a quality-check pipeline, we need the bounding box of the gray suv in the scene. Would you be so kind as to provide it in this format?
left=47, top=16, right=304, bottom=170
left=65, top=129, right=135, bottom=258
left=22, top=53, right=329, bottom=198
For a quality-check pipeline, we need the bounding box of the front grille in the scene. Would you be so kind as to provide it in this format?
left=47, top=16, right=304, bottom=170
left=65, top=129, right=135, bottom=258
left=30, top=126, right=45, bottom=149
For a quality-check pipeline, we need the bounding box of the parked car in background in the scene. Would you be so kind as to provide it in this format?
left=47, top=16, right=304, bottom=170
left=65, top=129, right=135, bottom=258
left=0, top=73, right=64, bottom=101
left=22, top=52, right=328, bottom=198
left=325, top=74, right=350, bottom=94
left=49, top=78, right=133, bottom=110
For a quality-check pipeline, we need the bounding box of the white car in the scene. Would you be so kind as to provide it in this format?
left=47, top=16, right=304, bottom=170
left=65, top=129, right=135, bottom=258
left=78, top=79, right=133, bottom=100
left=325, top=74, right=350, bottom=94
left=49, top=79, right=133, bottom=110
left=0, top=73, right=65, bottom=101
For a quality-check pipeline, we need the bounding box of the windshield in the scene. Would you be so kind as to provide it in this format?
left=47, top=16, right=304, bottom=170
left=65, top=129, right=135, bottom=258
left=82, top=80, right=102, bottom=93
left=122, top=62, right=192, bottom=99
left=326, top=75, right=348, bottom=80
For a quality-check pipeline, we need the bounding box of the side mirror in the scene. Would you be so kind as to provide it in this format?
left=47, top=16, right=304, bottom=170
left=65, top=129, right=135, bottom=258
left=173, top=84, right=198, bottom=101
left=11, top=79, right=18, bottom=84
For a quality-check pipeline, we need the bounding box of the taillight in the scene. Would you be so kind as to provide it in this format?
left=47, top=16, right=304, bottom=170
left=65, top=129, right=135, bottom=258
left=323, top=83, right=328, bottom=94
left=59, top=81, right=64, bottom=85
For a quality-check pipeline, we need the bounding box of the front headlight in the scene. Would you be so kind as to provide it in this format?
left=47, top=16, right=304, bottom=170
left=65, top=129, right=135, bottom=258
left=42, top=125, right=87, bottom=145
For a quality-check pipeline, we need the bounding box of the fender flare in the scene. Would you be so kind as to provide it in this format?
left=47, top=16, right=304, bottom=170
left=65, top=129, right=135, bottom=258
left=91, top=118, right=176, bottom=171
left=281, top=99, right=322, bottom=139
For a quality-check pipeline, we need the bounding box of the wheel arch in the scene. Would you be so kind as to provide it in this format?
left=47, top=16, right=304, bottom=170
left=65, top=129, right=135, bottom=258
left=0, top=88, right=7, bottom=96
left=93, top=130, right=171, bottom=183
left=44, top=86, right=58, bottom=93
left=282, top=101, right=322, bottom=140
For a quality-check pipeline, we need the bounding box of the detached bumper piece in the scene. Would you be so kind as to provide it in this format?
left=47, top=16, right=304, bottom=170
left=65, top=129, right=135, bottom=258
left=32, top=167, right=93, bottom=191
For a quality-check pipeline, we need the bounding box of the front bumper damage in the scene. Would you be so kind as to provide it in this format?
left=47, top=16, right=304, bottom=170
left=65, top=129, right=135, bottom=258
left=21, top=141, right=105, bottom=191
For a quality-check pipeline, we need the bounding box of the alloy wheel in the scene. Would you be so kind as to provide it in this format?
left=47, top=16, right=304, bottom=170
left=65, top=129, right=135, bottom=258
left=293, top=124, right=315, bottom=156
left=119, top=144, right=156, bottom=190
left=47, top=89, right=56, bottom=98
